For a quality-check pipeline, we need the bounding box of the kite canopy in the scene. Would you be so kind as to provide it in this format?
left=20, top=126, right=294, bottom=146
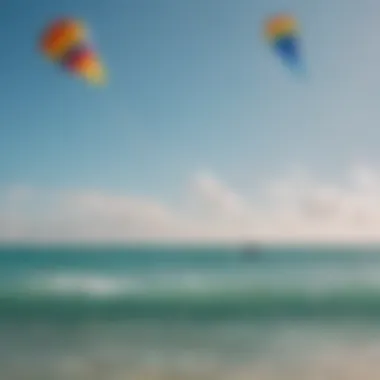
left=264, top=14, right=301, bottom=71
left=40, top=18, right=107, bottom=85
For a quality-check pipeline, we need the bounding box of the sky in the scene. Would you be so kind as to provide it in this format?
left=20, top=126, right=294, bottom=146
left=1, top=0, right=380, bottom=242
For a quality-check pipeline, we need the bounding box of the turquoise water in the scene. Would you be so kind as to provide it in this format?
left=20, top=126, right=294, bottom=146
left=3, top=244, right=380, bottom=379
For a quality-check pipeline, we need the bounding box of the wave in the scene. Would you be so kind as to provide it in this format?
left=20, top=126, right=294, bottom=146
left=3, top=270, right=380, bottom=322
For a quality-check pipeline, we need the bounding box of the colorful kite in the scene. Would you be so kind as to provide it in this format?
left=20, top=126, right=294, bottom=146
left=264, top=14, right=301, bottom=72
left=39, top=18, right=107, bottom=85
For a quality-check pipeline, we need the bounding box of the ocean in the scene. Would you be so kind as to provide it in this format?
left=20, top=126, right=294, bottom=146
left=2, top=244, right=380, bottom=379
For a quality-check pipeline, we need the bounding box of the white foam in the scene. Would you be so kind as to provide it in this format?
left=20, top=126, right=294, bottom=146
left=12, top=264, right=380, bottom=300
left=25, top=273, right=139, bottom=298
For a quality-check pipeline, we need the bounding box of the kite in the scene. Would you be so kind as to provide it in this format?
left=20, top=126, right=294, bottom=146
left=39, top=18, right=107, bottom=85
left=264, top=14, right=302, bottom=72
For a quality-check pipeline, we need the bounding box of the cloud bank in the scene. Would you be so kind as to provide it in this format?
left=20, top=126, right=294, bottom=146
left=2, top=164, right=380, bottom=243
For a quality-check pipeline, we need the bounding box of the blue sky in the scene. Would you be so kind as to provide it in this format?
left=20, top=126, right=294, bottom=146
left=2, top=0, right=380, bottom=242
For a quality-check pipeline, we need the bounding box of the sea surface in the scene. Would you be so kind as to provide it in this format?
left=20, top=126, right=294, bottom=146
left=2, top=244, right=380, bottom=379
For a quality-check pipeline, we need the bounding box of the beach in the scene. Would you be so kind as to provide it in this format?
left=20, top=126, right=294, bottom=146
left=2, top=244, right=380, bottom=379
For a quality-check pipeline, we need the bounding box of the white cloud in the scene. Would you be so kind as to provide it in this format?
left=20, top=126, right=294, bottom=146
left=2, top=164, right=380, bottom=243
left=188, top=172, right=249, bottom=221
